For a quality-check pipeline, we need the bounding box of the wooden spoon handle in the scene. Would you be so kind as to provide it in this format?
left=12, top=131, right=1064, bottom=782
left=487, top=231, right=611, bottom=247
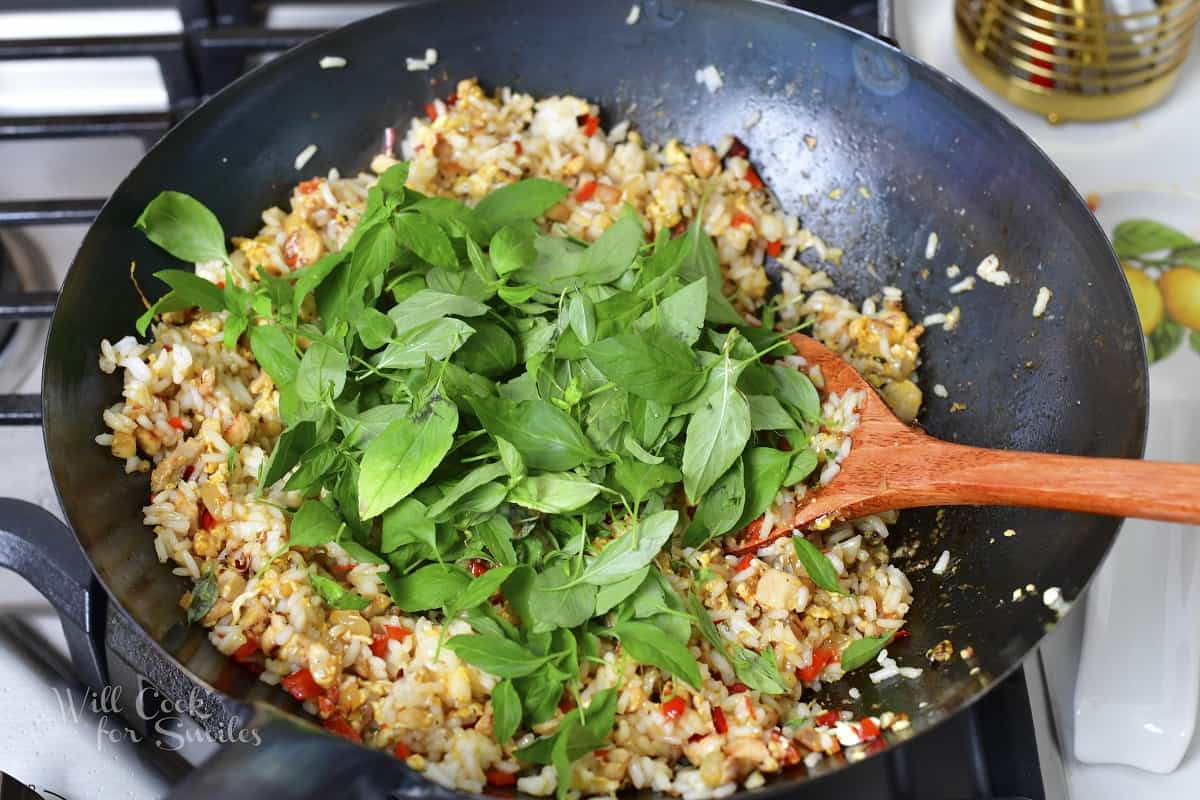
left=902, top=440, right=1200, bottom=524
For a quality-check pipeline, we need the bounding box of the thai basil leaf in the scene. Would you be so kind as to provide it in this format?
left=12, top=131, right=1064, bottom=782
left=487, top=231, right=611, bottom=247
left=683, top=458, right=745, bottom=548
left=134, top=191, right=229, bottom=265
left=681, top=363, right=751, bottom=502
left=586, top=329, right=706, bottom=403
left=841, top=633, right=895, bottom=673
left=508, top=473, right=604, bottom=513
left=358, top=397, right=458, bottom=518
left=380, top=497, right=436, bottom=554
left=382, top=563, right=470, bottom=611
left=309, top=574, right=369, bottom=611
left=444, top=634, right=551, bottom=678
left=471, top=397, right=598, bottom=472
left=491, top=678, right=522, bottom=744
left=608, top=621, right=701, bottom=688
left=793, top=536, right=846, bottom=594
left=186, top=568, right=218, bottom=624
left=474, top=178, right=569, bottom=235
left=289, top=500, right=342, bottom=549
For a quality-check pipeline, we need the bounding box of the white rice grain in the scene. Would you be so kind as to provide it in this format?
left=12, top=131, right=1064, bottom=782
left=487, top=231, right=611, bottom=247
left=925, top=231, right=938, bottom=259
left=976, top=253, right=1011, bottom=286
left=695, top=65, right=724, bottom=93
left=932, top=383, right=948, bottom=398
left=405, top=48, right=438, bottom=71
left=319, top=56, right=347, bottom=69
left=949, top=276, right=975, bottom=294
left=931, top=549, right=950, bottom=575
left=294, top=144, right=318, bottom=170
left=625, top=3, right=641, bottom=24
left=1033, top=286, right=1052, bottom=317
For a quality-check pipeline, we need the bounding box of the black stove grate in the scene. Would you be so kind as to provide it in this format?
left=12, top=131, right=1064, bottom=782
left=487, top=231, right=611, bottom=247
left=0, top=2, right=1047, bottom=798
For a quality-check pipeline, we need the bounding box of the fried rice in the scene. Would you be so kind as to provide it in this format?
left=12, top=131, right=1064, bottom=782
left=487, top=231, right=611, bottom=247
left=96, top=78, right=925, bottom=797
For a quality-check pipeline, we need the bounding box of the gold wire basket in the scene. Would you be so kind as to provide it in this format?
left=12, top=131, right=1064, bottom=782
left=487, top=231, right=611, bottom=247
left=955, top=0, right=1200, bottom=122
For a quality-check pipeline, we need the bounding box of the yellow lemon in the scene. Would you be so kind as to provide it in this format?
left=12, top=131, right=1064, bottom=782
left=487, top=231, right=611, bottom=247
left=1123, top=264, right=1163, bottom=335
left=1159, top=267, right=1200, bottom=331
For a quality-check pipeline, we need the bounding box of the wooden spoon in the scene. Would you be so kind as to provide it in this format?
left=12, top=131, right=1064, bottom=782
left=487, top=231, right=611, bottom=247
left=730, top=333, right=1200, bottom=554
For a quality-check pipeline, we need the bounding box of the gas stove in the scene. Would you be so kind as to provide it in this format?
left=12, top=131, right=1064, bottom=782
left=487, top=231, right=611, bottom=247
left=0, top=3, right=1056, bottom=799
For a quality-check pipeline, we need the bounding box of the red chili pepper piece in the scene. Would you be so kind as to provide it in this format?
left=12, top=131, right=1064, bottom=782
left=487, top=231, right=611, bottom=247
left=712, top=706, right=729, bottom=734
left=513, top=140, right=523, bottom=155
left=486, top=770, right=518, bottom=787
left=796, top=646, right=836, bottom=684
left=744, top=167, right=764, bottom=189
left=730, top=211, right=755, bottom=228
left=766, top=239, right=783, bottom=258
left=468, top=559, right=491, bottom=577
left=815, top=710, right=841, bottom=727
left=859, top=717, right=881, bottom=740
left=394, top=741, right=412, bottom=759
left=447, top=92, right=458, bottom=107
left=575, top=180, right=598, bottom=203
left=200, top=509, right=215, bottom=530
left=728, top=682, right=748, bottom=694
left=323, top=715, right=360, bottom=743
left=725, top=136, right=749, bottom=160
left=735, top=553, right=755, bottom=572
left=232, top=639, right=258, bottom=662
left=662, top=695, right=687, bottom=721
left=182, top=465, right=195, bottom=482
left=281, top=667, right=322, bottom=701
left=582, top=114, right=600, bottom=137
left=892, top=629, right=910, bottom=640
left=424, top=102, right=438, bottom=121
left=297, top=178, right=322, bottom=195
left=168, top=416, right=185, bottom=430
left=743, top=515, right=765, bottom=542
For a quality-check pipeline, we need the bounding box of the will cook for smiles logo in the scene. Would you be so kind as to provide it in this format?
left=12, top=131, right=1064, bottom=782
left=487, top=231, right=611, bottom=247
left=51, top=684, right=261, bottom=752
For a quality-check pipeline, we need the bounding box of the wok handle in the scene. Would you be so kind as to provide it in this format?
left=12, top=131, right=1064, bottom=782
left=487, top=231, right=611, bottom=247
left=900, top=441, right=1200, bottom=524
left=0, top=394, right=41, bottom=425
left=167, top=703, right=466, bottom=800
left=0, top=498, right=107, bottom=691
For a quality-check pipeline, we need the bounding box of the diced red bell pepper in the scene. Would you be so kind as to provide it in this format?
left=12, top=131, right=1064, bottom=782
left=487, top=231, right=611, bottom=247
left=168, top=416, right=186, bottom=430
left=859, top=717, right=881, bottom=740
left=730, top=211, right=755, bottom=229
left=323, top=715, right=360, bottom=743
left=712, top=706, right=728, bottom=734
left=487, top=770, right=518, bottom=787
left=424, top=102, right=438, bottom=121
left=766, top=240, right=783, bottom=258
left=815, top=710, right=840, bottom=727
left=661, top=695, right=687, bottom=721
left=232, top=638, right=258, bottom=662
left=371, top=624, right=412, bottom=658
left=582, top=114, right=600, bottom=137
left=575, top=180, right=598, bottom=203
left=281, top=667, right=322, bottom=701
left=796, top=646, right=836, bottom=684
left=394, top=741, right=412, bottom=759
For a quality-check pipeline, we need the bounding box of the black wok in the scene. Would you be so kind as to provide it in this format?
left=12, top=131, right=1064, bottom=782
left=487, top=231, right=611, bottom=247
left=1, top=0, right=1148, bottom=797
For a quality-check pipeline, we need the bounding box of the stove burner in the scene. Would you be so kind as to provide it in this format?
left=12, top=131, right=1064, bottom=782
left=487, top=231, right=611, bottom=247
left=0, top=230, right=55, bottom=394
